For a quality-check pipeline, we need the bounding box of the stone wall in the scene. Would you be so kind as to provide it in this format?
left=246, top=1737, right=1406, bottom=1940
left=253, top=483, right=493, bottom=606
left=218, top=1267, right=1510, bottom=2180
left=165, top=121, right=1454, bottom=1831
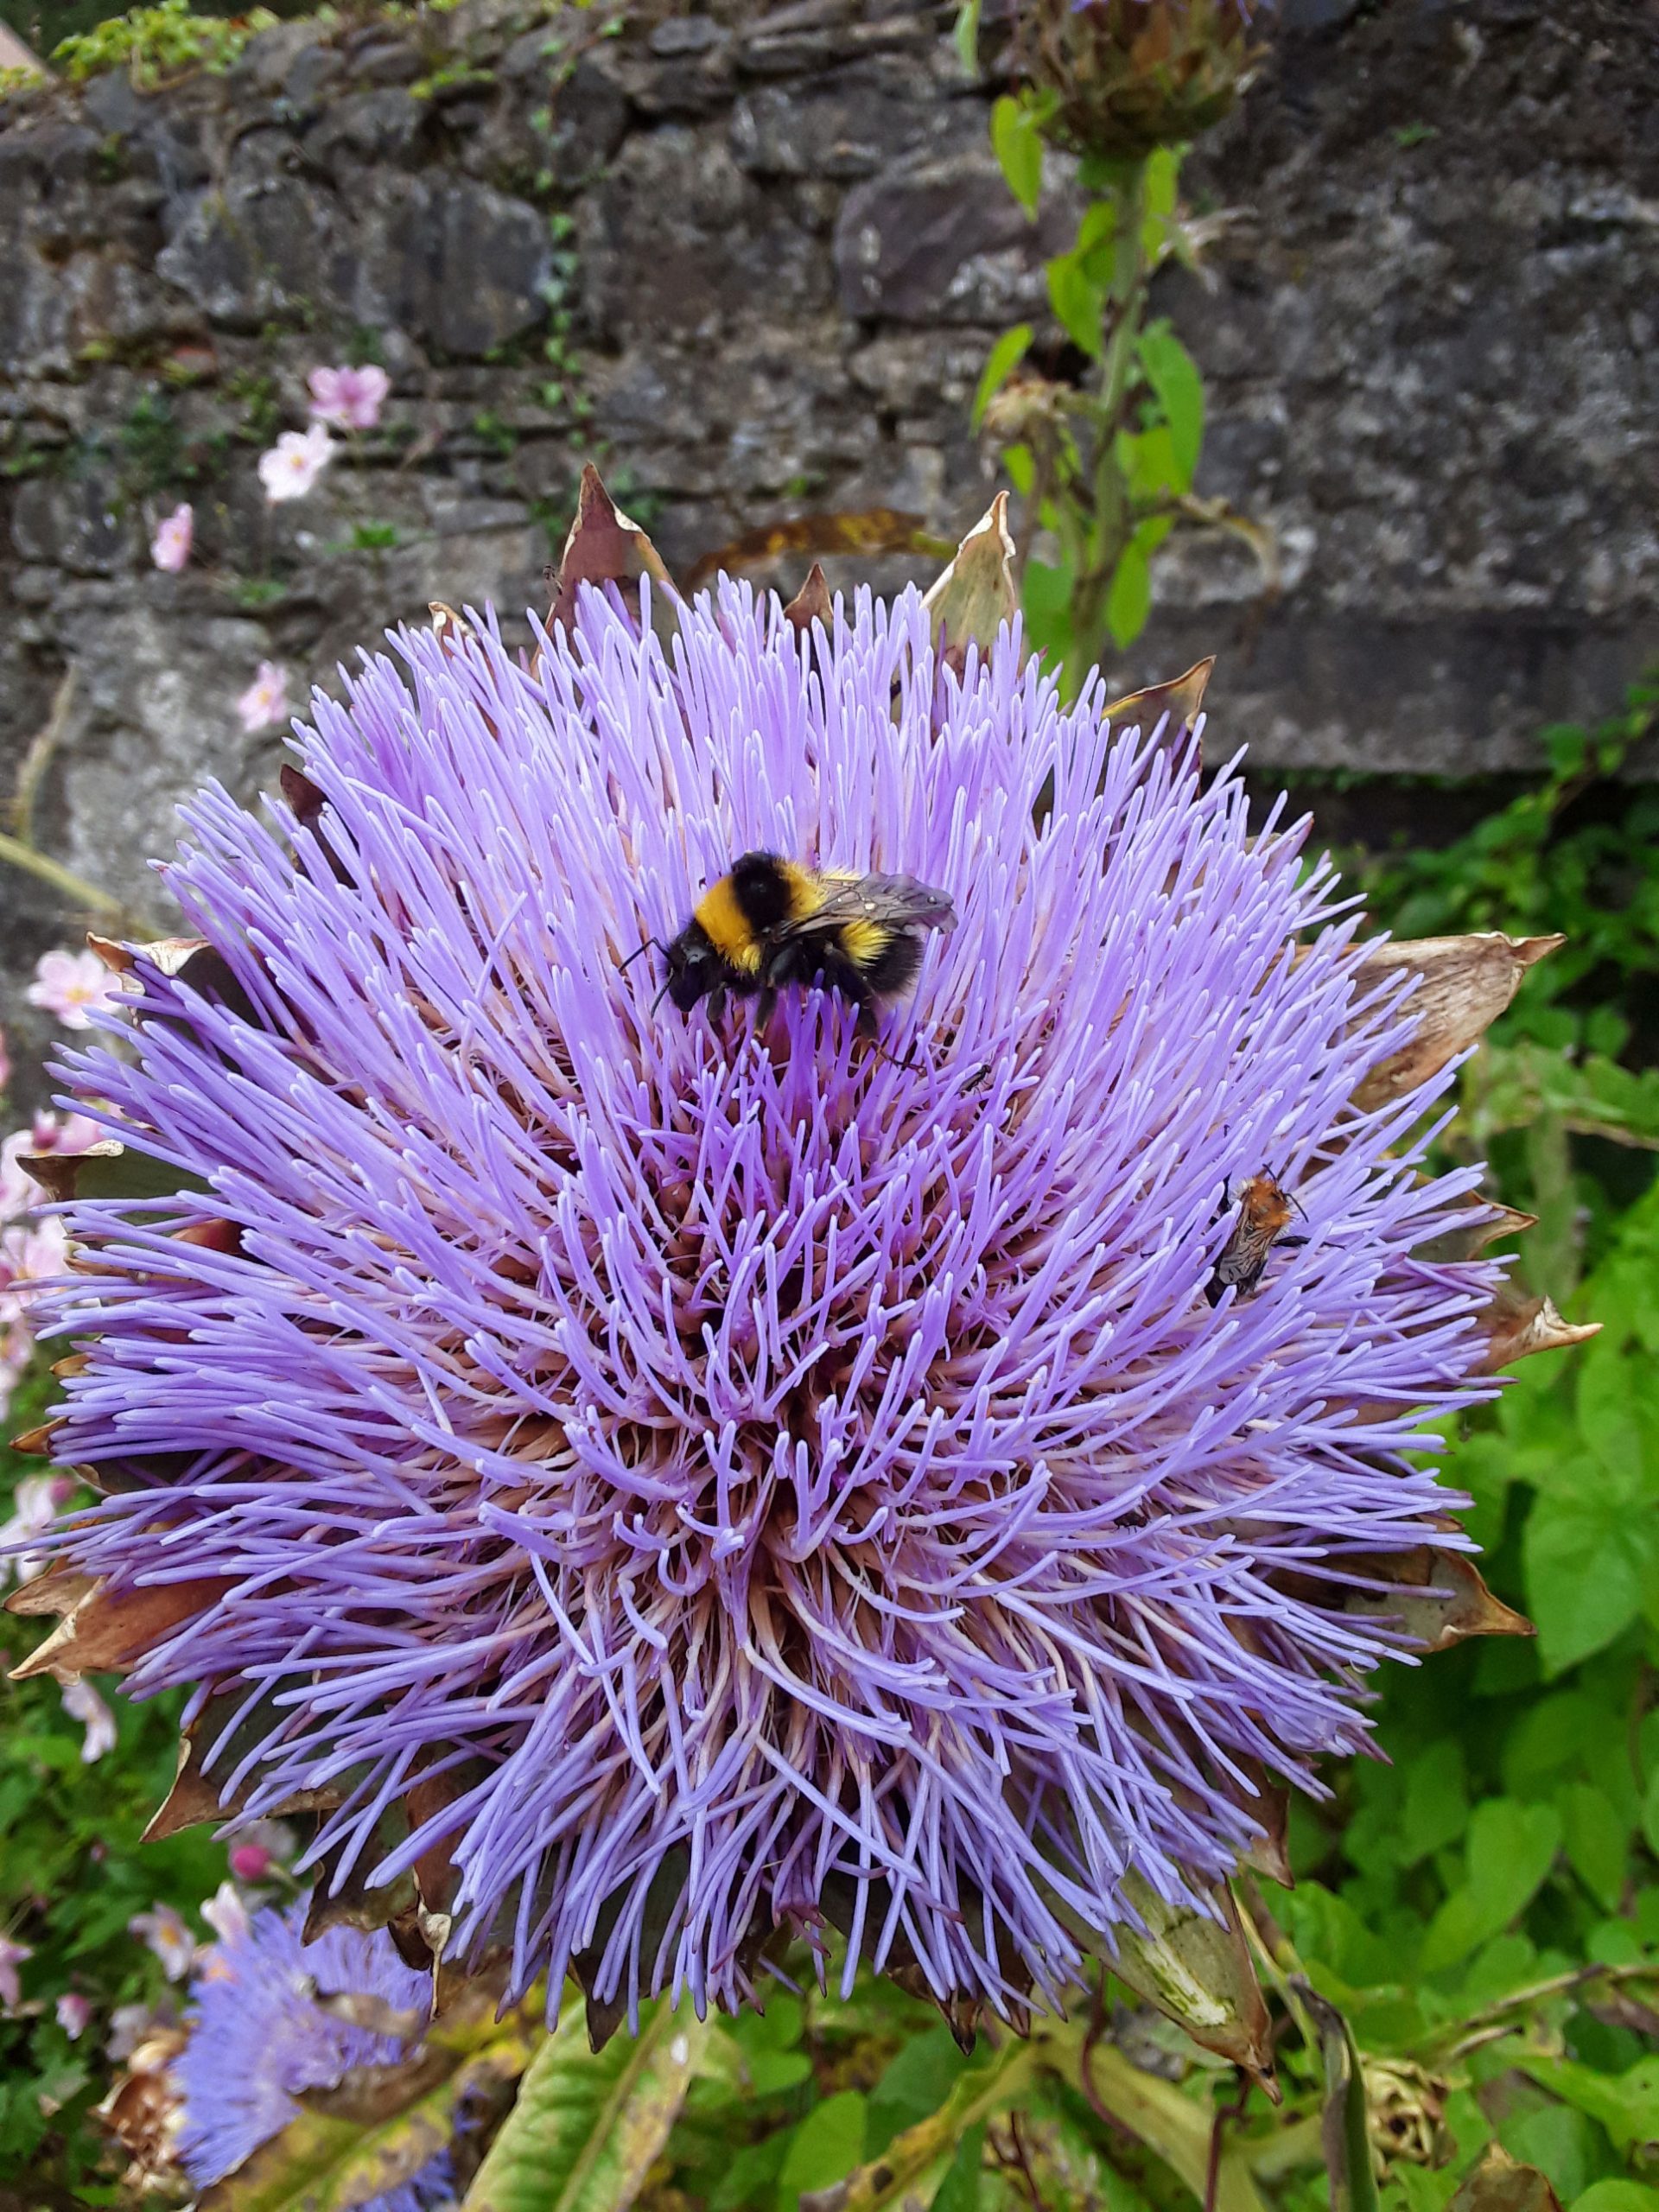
left=1, top=0, right=1656, bottom=1095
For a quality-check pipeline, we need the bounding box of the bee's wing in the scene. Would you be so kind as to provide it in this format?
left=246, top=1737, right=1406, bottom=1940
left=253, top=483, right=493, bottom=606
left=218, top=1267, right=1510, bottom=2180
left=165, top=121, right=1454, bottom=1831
left=781, top=872, right=958, bottom=938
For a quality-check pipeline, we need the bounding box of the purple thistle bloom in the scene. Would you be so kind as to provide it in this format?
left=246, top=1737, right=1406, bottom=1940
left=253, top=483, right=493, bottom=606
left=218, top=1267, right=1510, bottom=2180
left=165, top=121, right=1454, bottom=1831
left=176, top=1900, right=444, bottom=2202
left=37, top=582, right=1496, bottom=2027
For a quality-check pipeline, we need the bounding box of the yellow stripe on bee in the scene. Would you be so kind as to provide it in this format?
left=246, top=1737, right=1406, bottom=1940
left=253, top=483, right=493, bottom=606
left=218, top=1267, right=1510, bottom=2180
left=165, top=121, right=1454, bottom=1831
left=838, top=917, right=890, bottom=965
left=694, top=875, right=763, bottom=971
left=780, top=859, right=825, bottom=921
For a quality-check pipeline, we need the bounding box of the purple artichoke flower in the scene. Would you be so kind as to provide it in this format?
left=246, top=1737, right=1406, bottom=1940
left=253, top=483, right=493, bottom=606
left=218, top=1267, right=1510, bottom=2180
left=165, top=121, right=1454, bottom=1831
left=11, top=483, right=1558, bottom=2055
left=177, top=1900, right=445, bottom=2204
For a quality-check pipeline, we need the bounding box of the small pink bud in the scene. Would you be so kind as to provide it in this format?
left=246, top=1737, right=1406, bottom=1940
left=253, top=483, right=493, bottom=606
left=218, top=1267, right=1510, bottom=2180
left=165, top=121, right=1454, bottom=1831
left=229, top=1842, right=273, bottom=1882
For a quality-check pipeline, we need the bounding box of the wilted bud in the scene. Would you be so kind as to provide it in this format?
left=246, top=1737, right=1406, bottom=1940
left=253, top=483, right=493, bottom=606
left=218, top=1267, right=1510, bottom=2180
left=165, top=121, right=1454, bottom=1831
left=1016, top=0, right=1272, bottom=161
left=1363, top=2057, right=1450, bottom=2174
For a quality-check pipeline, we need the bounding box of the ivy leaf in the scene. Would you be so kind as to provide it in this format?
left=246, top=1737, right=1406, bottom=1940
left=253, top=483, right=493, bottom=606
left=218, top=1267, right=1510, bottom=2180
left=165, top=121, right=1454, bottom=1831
left=1137, top=324, right=1205, bottom=488
left=990, top=96, right=1042, bottom=217
left=973, top=325, right=1033, bottom=428
left=461, top=1996, right=708, bottom=2212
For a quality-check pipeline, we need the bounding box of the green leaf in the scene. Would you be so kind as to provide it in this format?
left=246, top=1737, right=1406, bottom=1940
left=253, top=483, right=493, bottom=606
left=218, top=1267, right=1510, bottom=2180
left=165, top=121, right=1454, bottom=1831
left=931, top=2125, right=985, bottom=2212
left=1046, top=250, right=1106, bottom=357
left=973, top=324, right=1033, bottom=427
left=1418, top=1799, right=1562, bottom=1974
left=1294, top=1983, right=1379, bottom=2212
left=952, top=0, right=981, bottom=73
left=1402, top=1738, right=1470, bottom=1864
left=867, top=2027, right=969, bottom=2158
left=1558, top=1782, right=1630, bottom=1911
left=1106, top=538, right=1153, bottom=650
left=779, top=2091, right=868, bottom=2212
left=1571, top=2185, right=1659, bottom=2212
left=1512, top=2056, right=1659, bottom=2160
left=990, top=95, right=1042, bottom=217
left=1137, top=324, right=1205, bottom=488
left=1524, top=1490, right=1654, bottom=1674
left=462, top=1995, right=709, bottom=2212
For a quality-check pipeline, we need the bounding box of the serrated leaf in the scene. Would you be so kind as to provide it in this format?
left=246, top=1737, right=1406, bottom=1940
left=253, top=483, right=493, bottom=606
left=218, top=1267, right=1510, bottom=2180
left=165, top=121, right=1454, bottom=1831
left=990, top=95, right=1042, bottom=218
left=461, top=1994, right=707, bottom=2212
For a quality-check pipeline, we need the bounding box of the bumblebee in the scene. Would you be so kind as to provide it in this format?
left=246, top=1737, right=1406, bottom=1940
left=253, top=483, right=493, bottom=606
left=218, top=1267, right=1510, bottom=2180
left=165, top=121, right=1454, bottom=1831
left=1205, top=1170, right=1306, bottom=1306
left=657, top=852, right=957, bottom=1026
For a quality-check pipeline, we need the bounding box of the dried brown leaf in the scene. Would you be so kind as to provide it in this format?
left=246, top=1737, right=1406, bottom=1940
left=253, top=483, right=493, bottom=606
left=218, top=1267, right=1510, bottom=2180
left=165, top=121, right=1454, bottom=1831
left=10, top=1574, right=231, bottom=1683
left=1351, top=932, right=1565, bottom=1109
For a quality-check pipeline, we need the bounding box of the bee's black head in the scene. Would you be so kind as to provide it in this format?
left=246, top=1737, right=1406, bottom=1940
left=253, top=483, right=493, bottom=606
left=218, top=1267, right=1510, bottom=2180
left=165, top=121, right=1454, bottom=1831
left=663, top=921, right=719, bottom=1012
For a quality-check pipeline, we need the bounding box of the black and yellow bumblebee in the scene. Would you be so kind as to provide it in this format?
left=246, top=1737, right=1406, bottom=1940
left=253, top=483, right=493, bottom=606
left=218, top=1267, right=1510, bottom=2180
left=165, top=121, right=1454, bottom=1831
left=653, top=851, right=957, bottom=1027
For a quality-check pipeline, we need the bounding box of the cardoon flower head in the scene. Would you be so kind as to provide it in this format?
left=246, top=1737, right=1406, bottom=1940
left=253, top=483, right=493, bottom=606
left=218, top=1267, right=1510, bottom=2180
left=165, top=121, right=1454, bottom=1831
left=1018, top=0, right=1274, bottom=159
left=12, top=478, right=1572, bottom=2054
left=175, top=1899, right=444, bottom=2203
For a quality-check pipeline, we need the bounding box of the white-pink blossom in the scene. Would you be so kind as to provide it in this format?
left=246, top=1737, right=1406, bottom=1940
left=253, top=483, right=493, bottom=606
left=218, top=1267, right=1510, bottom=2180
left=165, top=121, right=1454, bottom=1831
left=106, top=2000, right=157, bottom=2062
left=130, top=1905, right=196, bottom=1982
left=236, top=661, right=290, bottom=736
left=150, top=502, right=194, bottom=572
left=26, top=947, right=120, bottom=1031
left=0, top=1934, right=31, bottom=2012
left=307, top=362, right=390, bottom=431
left=200, top=1881, right=252, bottom=1949
left=1, top=1473, right=76, bottom=1587
left=257, top=423, right=334, bottom=503
left=55, top=1992, right=92, bottom=2040
left=62, top=1677, right=117, bottom=1763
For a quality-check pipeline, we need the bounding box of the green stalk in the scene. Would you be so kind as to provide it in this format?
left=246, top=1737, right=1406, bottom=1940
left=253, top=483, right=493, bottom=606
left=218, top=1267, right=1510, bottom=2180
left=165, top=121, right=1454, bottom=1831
left=1068, top=156, right=1150, bottom=677
left=0, top=831, right=124, bottom=917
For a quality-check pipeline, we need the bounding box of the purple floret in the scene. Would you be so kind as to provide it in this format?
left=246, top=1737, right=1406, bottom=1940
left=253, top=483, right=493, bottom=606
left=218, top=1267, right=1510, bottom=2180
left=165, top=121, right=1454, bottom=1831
left=176, top=1901, right=446, bottom=2204
left=41, top=582, right=1493, bottom=2024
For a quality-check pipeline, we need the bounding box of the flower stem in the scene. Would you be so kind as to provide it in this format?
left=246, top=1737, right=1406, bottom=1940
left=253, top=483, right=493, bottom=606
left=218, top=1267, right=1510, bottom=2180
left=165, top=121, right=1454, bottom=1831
left=0, top=831, right=124, bottom=917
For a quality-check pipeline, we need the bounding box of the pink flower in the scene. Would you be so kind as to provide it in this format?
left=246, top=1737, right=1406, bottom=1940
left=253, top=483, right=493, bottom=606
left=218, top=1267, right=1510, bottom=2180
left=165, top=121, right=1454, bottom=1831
left=307, top=363, right=390, bottom=431
left=0, top=1935, right=31, bottom=2012
left=236, top=662, right=290, bottom=736
left=62, top=1678, right=117, bottom=1763
left=228, top=1842, right=274, bottom=1884
left=257, top=424, right=334, bottom=503
left=26, top=947, right=120, bottom=1031
left=130, top=1905, right=196, bottom=1982
left=150, top=502, right=194, bottom=573
left=56, top=1992, right=92, bottom=2041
